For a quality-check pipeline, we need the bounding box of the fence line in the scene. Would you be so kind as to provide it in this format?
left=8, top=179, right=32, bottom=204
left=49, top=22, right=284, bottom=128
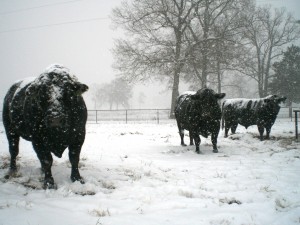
left=0, top=107, right=299, bottom=123
left=87, top=109, right=171, bottom=124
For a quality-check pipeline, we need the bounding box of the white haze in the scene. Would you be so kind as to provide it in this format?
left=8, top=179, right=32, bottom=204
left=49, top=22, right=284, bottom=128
left=0, top=0, right=299, bottom=109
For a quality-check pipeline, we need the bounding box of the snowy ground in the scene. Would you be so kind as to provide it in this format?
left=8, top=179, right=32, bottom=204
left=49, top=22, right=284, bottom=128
left=0, top=119, right=299, bottom=225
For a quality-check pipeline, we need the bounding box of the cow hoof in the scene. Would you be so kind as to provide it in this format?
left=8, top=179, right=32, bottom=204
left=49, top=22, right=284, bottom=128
left=43, top=181, right=57, bottom=190
left=71, top=176, right=85, bottom=184
left=181, top=143, right=187, bottom=146
left=213, top=149, right=218, bottom=153
left=5, top=168, right=19, bottom=179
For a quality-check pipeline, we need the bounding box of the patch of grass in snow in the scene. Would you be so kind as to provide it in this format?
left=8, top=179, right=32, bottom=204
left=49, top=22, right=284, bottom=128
left=214, top=171, right=227, bottom=178
left=259, top=185, right=276, bottom=193
left=275, top=197, right=294, bottom=211
left=0, top=155, right=21, bottom=170
left=178, top=189, right=194, bottom=198
left=219, top=197, right=242, bottom=205
left=210, top=218, right=233, bottom=225
left=0, top=156, right=10, bottom=170
left=75, top=190, right=96, bottom=196
left=123, top=168, right=142, bottom=181
left=100, top=180, right=116, bottom=190
left=89, top=208, right=111, bottom=217
left=0, top=202, right=10, bottom=209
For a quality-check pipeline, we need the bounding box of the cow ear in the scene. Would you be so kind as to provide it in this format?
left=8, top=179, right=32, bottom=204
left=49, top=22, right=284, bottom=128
left=74, top=82, right=89, bottom=95
left=190, top=94, right=200, bottom=100
left=215, top=93, right=226, bottom=99
left=278, top=97, right=287, bottom=103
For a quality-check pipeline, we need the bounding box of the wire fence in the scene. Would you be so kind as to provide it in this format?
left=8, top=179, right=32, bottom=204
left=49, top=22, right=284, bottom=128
left=0, top=107, right=299, bottom=124
left=87, top=109, right=171, bottom=124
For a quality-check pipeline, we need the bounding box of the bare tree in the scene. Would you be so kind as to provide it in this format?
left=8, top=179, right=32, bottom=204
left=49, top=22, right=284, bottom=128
left=184, top=0, right=240, bottom=89
left=241, top=6, right=300, bottom=97
left=90, top=83, right=109, bottom=109
left=111, top=0, right=200, bottom=117
left=138, top=92, right=146, bottom=109
left=89, top=78, right=132, bottom=110
left=106, top=78, right=133, bottom=109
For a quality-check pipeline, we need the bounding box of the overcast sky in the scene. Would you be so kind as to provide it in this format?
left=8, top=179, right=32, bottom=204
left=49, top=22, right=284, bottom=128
left=0, top=0, right=299, bottom=108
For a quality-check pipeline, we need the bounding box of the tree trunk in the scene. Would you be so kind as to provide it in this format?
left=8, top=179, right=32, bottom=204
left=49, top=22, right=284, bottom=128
left=201, top=0, right=209, bottom=88
left=217, top=60, right=222, bottom=93
left=170, top=69, right=180, bottom=118
left=170, top=26, right=183, bottom=118
left=258, top=81, right=264, bottom=98
left=264, top=46, right=273, bottom=97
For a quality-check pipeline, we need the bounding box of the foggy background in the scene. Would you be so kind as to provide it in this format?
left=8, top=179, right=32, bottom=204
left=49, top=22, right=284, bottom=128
left=0, top=0, right=299, bottom=109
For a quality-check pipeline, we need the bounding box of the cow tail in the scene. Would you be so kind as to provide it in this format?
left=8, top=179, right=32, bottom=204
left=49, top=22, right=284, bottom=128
left=221, top=101, right=225, bottom=130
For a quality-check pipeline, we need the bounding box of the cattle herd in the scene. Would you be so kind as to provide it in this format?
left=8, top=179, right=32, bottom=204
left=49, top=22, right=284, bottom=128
left=2, top=65, right=286, bottom=189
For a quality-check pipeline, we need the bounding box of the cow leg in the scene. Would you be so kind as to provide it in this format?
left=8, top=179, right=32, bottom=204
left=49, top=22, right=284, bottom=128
left=231, top=123, right=238, bottom=134
left=224, top=123, right=230, bottom=138
left=192, top=133, right=201, bottom=154
left=265, top=126, right=271, bottom=140
left=6, top=132, right=20, bottom=178
left=257, top=125, right=264, bottom=141
left=211, top=132, right=219, bottom=153
left=179, top=129, right=186, bottom=146
left=69, top=144, right=84, bottom=184
left=33, top=143, right=56, bottom=189
left=189, top=131, right=194, bottom=145
left=176, top=121, right=186, bottom=146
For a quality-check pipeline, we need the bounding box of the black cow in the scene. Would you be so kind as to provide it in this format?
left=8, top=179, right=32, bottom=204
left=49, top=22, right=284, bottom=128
left=175, top=88, right=226, bottom=154
left=3, top=64, right=88, bottom=189
left=222, top=95, right=286, bottom=141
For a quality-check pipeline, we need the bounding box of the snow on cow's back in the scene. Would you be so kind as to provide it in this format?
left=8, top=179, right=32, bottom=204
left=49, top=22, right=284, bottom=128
left=180, top=91, right=196, bottom=96
left=12, top=77, right=36, bottom=99
left=223, top=98, right=250, bottom=109
left=223, top=96, right=273, bottom=110
left=176, top=91, right=196, bottom=109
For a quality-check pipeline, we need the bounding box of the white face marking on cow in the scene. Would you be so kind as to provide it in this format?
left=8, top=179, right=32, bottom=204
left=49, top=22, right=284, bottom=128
left=49, top=84, right=64, bottom=114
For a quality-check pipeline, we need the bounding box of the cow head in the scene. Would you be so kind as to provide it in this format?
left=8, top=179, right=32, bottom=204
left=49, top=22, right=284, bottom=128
left=264, top=95, right=286, bottom=104
left=263, top=95, right=286, bottom=113
left=191, top=88, right=226, bottom=105
left=26, top=64, right=88, bottom=128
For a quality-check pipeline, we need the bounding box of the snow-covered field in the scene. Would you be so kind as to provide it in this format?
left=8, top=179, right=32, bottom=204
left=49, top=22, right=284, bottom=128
left=0, top=119, right=299, bottom=225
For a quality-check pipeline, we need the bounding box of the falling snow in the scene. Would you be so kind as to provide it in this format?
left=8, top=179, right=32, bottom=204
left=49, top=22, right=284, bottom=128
left=0, top=119, right=299, bottom=225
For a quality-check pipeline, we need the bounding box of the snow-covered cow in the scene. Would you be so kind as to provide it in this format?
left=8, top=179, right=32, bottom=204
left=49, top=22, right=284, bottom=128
left=222, top=95, right=286, bottom=141
left=2, top=64, right=88, bottom=189
left=175, top=88, right=226, bottom=153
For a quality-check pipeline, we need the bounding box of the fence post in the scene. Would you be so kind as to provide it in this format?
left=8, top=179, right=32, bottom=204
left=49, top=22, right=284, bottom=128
left=96, top=110, right=98, bottom=124
left=294, top=110, right=299, bottom=141
left=126, top=110, right=128, bottom=124
left=157, top=109, right=159, bottom=124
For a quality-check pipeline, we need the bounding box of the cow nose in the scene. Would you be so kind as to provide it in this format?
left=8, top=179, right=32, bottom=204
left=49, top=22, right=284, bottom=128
left=47, top=116, right=65, bottom=128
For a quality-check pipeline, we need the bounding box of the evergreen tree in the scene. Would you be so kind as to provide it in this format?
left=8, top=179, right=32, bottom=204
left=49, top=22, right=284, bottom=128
left=269, top=45, right=300, bottom=106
